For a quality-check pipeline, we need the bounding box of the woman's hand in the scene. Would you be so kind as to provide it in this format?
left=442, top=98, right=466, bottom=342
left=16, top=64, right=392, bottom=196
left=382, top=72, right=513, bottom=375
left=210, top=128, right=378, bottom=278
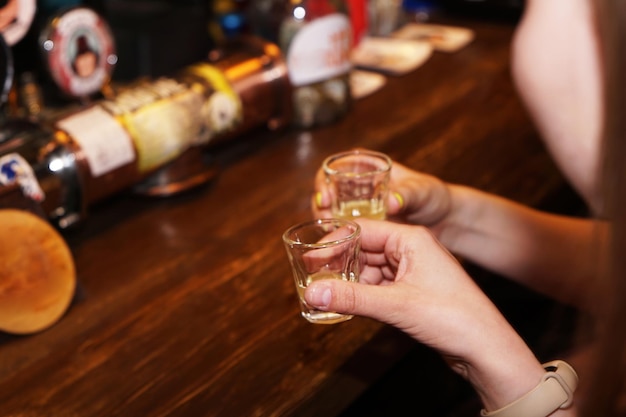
left=312, top=152, right=454, bottom=230
left=304, top=219, right=546, bottom=412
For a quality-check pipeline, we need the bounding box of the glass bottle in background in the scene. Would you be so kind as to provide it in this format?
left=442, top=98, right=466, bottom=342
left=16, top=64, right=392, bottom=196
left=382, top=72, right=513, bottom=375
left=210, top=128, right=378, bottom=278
left=279, top=0, right=353, bottom=129
left=0, top=36, right=292, bottom=228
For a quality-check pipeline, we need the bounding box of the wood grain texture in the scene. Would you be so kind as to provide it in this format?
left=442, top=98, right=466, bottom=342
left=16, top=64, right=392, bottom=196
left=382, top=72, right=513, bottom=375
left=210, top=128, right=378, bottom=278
left=0, top=16, right=575, bottom=417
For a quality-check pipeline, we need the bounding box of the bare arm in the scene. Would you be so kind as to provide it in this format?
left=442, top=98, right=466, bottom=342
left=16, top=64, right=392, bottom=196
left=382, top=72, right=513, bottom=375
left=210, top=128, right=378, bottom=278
left=440, top=185, right=605, bottom=312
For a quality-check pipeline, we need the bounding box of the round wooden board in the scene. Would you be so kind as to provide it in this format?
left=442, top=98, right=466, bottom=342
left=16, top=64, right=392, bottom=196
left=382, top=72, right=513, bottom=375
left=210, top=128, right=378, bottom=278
left=0, top=209, right=76, bottom=334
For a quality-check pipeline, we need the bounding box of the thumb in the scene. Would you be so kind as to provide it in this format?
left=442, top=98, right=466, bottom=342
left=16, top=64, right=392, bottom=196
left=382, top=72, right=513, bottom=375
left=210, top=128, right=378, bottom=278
left=304, top=279, right=393, bottom=321
left=388, top=181, right=424, bottom=218
left=388, top=179, right=450, bottom=226
left=386, top=190, right=405, bottom=216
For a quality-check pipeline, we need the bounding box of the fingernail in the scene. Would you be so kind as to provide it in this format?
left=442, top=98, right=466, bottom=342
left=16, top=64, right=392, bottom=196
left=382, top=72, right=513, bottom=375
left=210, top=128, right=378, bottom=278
left=392, top=192, right=404, bottom=209
left=315, top=192, right=323, bottom=208
left=306, top=283, right=332, bottom=308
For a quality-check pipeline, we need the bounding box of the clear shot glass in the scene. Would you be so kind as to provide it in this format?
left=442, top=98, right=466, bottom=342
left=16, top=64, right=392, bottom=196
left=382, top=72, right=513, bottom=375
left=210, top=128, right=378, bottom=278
left=282, top=219, right=361, bottom=324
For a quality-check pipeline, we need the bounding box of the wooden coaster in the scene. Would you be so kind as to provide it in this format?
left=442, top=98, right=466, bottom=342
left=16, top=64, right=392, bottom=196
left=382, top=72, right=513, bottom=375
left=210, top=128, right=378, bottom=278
left=0, top=209, right=76, bottom=334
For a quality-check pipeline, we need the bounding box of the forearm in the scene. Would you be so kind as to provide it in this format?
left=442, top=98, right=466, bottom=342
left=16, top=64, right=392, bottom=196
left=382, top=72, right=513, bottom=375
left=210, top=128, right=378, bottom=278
left=437, top=185, right=605, bottom=311
left=466, top=355, right=577, bottom=417
left=449, top=308, right=578, bottom=416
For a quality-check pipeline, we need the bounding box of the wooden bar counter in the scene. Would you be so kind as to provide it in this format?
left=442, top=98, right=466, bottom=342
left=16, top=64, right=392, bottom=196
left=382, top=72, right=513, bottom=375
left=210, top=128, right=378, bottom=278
left=0, top=14, right=578, bottom=417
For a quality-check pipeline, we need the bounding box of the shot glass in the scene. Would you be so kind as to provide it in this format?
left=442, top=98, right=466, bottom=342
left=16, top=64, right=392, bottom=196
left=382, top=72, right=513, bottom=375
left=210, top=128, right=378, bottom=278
left=322, top=149, right=392, bottom=220
left=282, top=219, right=361, bottom=324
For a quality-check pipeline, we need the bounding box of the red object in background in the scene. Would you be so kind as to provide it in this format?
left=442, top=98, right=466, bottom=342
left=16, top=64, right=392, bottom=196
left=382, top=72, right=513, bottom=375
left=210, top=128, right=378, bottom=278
left=307, top=0, right=336, bottom=18
left=347, top=0, right=368, bottom=46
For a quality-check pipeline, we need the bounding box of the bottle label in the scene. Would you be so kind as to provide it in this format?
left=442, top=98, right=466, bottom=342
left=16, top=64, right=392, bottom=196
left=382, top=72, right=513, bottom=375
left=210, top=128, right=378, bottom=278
left=56, top=105, right=136, bottom=177
left=287, top=13, right=352, bottom=87
left=55, top=63, right=242, bottom=176
left=99, top=77, right=206, bottom=173
left=0, top=153, right=45, bottom=202
left=184, top=63, right=243, bottom=143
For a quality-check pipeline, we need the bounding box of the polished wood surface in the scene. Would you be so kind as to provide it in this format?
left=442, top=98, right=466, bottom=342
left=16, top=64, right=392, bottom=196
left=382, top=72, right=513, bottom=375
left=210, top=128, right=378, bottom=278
left=0, top=16, right=574, bottom=417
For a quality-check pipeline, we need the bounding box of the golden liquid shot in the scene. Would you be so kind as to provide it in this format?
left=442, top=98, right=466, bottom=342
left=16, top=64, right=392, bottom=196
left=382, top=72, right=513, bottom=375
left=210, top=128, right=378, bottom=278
left=335, top=199, right=386, bottom=220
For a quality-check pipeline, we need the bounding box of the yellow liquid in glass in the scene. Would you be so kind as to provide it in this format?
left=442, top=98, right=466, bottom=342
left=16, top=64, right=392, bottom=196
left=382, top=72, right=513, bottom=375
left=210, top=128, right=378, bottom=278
left=336, top=199, right=386, bottom=220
